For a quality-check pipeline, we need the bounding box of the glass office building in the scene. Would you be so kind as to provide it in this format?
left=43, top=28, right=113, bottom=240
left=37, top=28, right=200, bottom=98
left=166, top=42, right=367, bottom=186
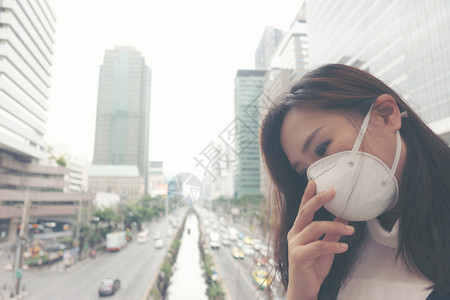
left=93, top=46, right=152, bottom=178
left=233, top=70, right=266, bottom=197
left=306, top=0, right=450, bottom=143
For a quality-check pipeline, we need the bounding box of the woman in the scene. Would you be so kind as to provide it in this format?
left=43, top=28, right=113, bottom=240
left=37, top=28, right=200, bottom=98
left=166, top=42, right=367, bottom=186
left=260, top=64, right=450, bottom=299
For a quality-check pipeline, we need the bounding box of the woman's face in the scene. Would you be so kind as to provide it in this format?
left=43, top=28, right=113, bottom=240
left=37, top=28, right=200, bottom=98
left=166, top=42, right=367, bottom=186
left=280, top=104, right=406, bottom=182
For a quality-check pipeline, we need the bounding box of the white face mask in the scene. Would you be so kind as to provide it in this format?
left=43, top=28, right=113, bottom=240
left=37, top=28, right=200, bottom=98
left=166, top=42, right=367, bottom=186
left=306, top=105, right=401, bottom=221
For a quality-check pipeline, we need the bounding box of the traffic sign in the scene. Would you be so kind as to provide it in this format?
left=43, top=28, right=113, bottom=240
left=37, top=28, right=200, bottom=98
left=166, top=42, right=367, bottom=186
left=16, top=268, right=22, bottom=279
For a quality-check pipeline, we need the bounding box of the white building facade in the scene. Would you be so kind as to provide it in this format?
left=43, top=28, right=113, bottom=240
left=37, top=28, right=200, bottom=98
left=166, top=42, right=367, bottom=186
left=0, top=0, right=56, bottom=159
left=305, top=0, right=450, bottom=144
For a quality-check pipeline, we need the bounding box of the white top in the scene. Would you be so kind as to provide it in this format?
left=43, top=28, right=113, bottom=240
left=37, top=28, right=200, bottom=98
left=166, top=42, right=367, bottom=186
left=337, top=218, right=434, bottom=300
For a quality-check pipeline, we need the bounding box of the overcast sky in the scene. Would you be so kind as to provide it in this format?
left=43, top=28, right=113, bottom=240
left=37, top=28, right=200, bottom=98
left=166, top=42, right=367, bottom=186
left=46, top=0, right=301, bottom=177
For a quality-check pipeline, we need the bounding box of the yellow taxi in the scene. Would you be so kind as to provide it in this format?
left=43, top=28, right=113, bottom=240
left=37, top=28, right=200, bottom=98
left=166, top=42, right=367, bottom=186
left=251, top=269, right=273, bottom=290
left=243, top=236, right=253, bottom=245
left=231, top=247, right=244, bottom=259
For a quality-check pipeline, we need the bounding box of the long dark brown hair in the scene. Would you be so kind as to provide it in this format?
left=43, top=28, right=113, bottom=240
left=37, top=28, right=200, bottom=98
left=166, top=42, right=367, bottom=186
left=259, top=64, right=450, bottom=298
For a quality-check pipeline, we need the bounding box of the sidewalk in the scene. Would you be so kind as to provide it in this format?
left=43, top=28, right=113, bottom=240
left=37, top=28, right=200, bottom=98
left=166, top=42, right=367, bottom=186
left=0, top=290, right=29, bottom=300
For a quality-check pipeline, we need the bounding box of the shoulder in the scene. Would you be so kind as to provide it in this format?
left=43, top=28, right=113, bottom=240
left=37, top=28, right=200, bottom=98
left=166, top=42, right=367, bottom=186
left=426, top=290, right=450, bottom=300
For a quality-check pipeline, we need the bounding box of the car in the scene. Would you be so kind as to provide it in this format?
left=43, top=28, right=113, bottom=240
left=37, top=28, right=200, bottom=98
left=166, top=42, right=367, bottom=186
left=210, top=231, right=220, bottom=250
left=154, top=238, right=164, bottom=249
left=238, top=232, right=244, bottom=240
left=242, top=244, right=254, bottom=256
left=153, top=231, right=162, bottom=240
left=251, top=270, right=273, bottom=290
left=220, top=225, right=228, bottom=233
left=98, top=277, right=120, bottom=296
left=243, top=236, right=253, bottom=245
left=253, top=239, right=262, bottom=251
left=231, top=247, right=244, bottom=259
left=228, top=227, right=238, bottom=241
left=253, top=253, right=268, bottom=267
left=236, top=240, right=244, bottom=248
left=222, top=238, right=231, bottom=247
left=137, top=232, right=148, bottom=244
left=259, top=244, right=269, bottom=257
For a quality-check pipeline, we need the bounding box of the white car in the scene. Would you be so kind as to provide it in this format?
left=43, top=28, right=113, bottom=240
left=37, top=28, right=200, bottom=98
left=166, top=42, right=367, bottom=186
left=253, top=239, right=262, bottom=251
left=242, top=244, right=254, bottom=256
left=210, top=231, right=220, bottom=250
left=228, top=227, right=238, bottom=241
left=222, top=238, right=231, bottom=247
left=153, top=231, right=162, bottom=240
left=154, top=238, right=164, bottom=249
left=137, top=232, right=148, bottom=244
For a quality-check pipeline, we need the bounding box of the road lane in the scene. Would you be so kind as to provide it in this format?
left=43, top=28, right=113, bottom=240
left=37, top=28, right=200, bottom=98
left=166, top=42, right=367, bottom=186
left=0, top=214, right=182, bottom=300
left=196, top=207, right=269, bottom=300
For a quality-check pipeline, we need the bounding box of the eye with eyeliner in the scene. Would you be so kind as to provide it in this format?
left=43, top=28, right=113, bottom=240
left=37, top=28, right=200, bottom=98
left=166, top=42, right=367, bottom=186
left=315, top=140, right=331, bottom=156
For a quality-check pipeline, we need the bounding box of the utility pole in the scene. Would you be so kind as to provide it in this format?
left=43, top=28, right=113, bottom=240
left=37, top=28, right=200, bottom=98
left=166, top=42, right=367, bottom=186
left=12, top=189, right=31, bottom=296
left=165, top=194, right=168, bottom=249
left=75, top=199, right=83, bottom=260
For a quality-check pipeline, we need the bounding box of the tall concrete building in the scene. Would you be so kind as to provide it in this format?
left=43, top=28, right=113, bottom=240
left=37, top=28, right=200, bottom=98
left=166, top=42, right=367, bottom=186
left=259, top=68, right=293, bottom=197
left=233, top=70, right=266, bottom=197
left=259, top=3, right=309, bottom=197
left=255, top=26, right=285, bottom=70
left=0, top=0, right=55, bottom=159
left=0, top=0, right=93, bottom=245
left=92, top=46, right=152, bottom=194
left=305, top=0, right=450, bottom=143
left=269, top=3, right=309, bottom=83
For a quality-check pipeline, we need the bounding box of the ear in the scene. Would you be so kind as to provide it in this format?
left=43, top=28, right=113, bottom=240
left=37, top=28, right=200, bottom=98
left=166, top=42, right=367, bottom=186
left=372, top=94, right=401, bottom=131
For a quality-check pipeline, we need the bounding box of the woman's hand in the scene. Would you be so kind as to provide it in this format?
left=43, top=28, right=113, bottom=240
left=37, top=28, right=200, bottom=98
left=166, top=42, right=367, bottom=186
left=286, top=181, right=354, bottom=300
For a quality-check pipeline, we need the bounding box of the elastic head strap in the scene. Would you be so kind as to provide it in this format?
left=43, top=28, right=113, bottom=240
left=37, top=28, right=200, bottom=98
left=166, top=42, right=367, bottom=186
left=350, top=103, right=402, bottom=175
left=389, top=130, right=401, bottom=177
left=351, top=104, right=374, bottom=155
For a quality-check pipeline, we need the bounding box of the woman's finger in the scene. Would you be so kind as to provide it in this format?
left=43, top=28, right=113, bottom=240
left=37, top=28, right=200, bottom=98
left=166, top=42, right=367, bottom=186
left=290, top=240, right=349, bottom=262
left=323, top=217, right=349, bottom=243
left=299, top=180, right=317, bottom=208
left=289, top=185, right=336, bottom=236
left=290, top=221, right=354, bottom=246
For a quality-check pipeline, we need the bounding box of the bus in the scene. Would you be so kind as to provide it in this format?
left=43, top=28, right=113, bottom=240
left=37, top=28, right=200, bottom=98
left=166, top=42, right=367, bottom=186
left=106, top=231, right=127, bottom=251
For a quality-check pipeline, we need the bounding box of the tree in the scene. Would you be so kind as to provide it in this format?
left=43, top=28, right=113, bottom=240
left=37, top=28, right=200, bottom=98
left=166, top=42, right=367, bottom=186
left=94, top=207, right=121, bottom=232
left=55, top=156, right=67, bottom=167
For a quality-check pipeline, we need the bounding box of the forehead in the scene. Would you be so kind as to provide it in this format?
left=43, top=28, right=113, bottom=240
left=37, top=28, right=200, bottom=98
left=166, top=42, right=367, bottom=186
left=282, top=106, right=331, bottom=133
left=281, top=107, right=337, bottom=142
left=280, top=106, right=354, bottom=153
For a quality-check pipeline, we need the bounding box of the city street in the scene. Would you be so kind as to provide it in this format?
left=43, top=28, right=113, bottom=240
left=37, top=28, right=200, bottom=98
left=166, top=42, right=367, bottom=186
left=0, top=216, right=176, bottom=300
left=196, top=207, right=274, bottom=300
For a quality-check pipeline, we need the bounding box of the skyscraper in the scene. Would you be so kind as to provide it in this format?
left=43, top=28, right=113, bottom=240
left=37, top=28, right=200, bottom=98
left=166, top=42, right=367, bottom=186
left=269, top=3, right=309, bottom=83
left=259, top=3, right=309, bottom=197
left=0, top=1, right=93, bottom=245
left=233, top=70, right=266, bottom=197
left=93, top=46, right=151, bottom=193
left=0, top=0, right=56, bottom=159
left=305, top=0, right=450, bottom=143
left=255, top=26, right=285, bottom=70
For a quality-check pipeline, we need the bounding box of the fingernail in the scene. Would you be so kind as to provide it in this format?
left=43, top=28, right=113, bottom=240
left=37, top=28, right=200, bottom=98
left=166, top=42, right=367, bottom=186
left=345, top=225, right=354, bottom=232
left=340, top=243, right=348, bottom=250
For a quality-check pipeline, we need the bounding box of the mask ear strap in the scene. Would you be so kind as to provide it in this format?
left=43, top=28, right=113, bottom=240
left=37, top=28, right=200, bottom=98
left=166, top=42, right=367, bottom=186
left=351, top=104, right=374, bottom=155
left=389, top=130, right=401, bottom=177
